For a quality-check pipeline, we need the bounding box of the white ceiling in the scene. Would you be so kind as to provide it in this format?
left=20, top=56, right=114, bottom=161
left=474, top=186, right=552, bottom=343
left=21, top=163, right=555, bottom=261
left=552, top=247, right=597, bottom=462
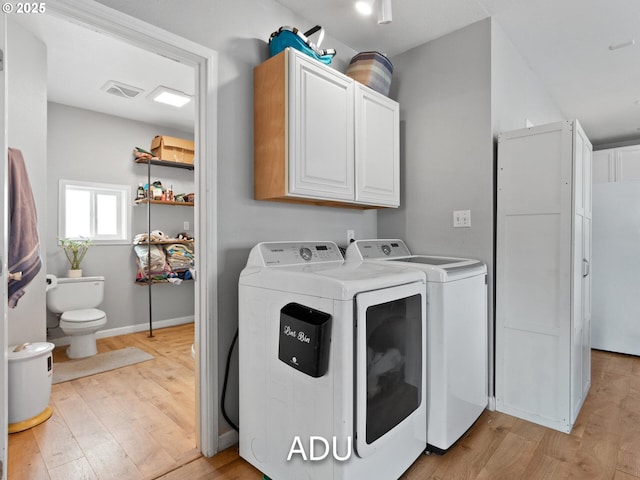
left=12, top=0, right=640, bottom=146
left=12, top=14, right=195, bottom=134
left=276, top=0, right=640, bottom=146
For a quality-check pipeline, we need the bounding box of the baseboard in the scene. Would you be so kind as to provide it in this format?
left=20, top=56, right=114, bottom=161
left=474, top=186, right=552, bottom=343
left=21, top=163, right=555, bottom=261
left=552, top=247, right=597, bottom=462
left=49, top=315, right=195, bottom=347
left=218, top=429, right=239, bottom=452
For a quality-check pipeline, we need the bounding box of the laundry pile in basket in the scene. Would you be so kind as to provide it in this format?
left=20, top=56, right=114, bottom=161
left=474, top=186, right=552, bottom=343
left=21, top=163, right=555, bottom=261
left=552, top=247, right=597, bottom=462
left=133, top=230, right=194, bottom=284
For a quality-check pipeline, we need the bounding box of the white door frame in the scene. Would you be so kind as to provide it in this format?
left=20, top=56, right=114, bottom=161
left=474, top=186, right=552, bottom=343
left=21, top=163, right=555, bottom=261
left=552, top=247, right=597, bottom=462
left=0, top=13, right=9, bottom=480
left=45, top=0, right=219, bottom=456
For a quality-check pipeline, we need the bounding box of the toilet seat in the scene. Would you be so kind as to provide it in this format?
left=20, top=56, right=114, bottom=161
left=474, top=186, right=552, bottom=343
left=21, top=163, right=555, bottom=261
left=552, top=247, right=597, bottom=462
left=61, top=308, right=105, bottom=323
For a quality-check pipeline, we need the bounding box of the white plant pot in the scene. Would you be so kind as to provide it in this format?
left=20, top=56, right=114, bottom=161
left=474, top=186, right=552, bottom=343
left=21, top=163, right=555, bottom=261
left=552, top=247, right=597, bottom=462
left=67, top=269, right=82, bottom=278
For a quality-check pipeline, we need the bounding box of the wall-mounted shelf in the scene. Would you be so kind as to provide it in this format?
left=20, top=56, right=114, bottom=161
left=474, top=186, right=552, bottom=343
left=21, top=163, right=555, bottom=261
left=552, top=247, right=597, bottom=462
left=134, top=278, right=193, bottom=286
left=134, top=157, right=194, bottom=170
left=133, top=239, right=194, bottom=246
left=134, top=199, right=194, bottom=207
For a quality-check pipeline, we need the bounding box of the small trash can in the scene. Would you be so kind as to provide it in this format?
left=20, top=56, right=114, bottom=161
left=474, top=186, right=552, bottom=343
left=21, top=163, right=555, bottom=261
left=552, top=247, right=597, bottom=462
left=8, top=342, right=55, bottom=433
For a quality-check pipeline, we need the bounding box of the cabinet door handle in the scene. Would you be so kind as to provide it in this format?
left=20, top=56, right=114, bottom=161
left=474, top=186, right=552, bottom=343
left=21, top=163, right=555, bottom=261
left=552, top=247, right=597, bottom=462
left=583, top=258, right=590, bottom=278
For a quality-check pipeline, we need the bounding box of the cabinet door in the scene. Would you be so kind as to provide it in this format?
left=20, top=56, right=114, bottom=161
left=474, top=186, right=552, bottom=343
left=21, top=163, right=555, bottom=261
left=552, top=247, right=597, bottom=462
left=616, top=145, right=640, bottom=182
left=288, top=51, right=355, bottom=201
left=570, top=122, right=592, bottom=422
left=582, top=135, right=593, bottom=405
left=354, top=85, right=400, bottom=207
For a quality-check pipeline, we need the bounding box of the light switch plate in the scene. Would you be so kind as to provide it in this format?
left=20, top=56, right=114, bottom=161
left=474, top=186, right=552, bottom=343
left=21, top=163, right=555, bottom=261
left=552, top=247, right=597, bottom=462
left=453, top=210, right=471, bottom=228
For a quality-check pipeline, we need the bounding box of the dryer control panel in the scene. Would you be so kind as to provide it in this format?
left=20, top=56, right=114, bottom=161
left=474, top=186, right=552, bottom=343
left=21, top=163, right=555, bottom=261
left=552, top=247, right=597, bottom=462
left=252, top=241, right=344, bottom=266
left=350, top=239, right=412, bottom=259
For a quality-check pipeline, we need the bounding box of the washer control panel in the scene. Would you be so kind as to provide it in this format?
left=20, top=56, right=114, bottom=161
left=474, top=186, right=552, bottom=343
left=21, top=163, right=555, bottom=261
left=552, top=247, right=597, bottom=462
left=351, top=239, right=412, bottom=259
left=258, top=241, right=343, bottom=266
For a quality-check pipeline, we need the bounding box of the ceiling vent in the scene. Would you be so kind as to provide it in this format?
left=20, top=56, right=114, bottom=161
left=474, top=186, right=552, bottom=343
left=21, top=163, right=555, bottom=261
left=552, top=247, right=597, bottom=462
left=101, top=80, right=144, bottom=99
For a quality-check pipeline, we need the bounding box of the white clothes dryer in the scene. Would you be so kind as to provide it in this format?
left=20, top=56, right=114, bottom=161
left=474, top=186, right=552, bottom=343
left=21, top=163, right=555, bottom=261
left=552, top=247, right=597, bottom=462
left=346, top=239, right=488, bottom=454
left=238, top=241, right=427, bottom=480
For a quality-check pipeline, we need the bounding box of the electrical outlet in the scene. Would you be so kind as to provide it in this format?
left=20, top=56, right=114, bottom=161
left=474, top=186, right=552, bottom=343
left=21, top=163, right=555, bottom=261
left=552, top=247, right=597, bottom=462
left=453, top=210, right=471, bottom=228
left=347, top=229, right=355, bottom=243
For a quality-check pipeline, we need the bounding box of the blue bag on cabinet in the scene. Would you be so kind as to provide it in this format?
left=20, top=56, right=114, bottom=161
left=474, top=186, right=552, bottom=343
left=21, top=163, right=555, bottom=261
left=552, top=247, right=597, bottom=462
left=269, top=25, right=336, bottom=65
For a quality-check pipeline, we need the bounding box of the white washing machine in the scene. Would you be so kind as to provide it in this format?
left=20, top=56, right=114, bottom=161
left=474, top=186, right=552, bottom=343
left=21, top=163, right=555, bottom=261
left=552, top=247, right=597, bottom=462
left=346, top=239, right=488, bottom=453
left=238, top=241, right=427, bottom=480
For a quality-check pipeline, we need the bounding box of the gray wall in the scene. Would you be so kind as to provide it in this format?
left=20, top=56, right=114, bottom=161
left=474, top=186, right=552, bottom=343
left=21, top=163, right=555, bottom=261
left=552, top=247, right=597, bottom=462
left=46, top=103, right=195, bottom=337
left=7, top=20, right=48, bottom=346
left=96, top=0, right=377, bottom=436
left=380, top=19, right=494, bottom=264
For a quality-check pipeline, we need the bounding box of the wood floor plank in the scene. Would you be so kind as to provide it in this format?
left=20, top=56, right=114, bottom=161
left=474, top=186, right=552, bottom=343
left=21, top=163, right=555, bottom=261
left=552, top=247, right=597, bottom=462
left=53, top=382, right=115, bottom=447
left=153, top=457, right=216, bottom=480
left=7, top=429, right=50, bottom=480
left=31, top=403, right=85, bottom=470
left=91, top=410, right=177, bottom=478
left=568, top=429, right=620, bottom=480
left=474, top=432, right=538, bottom=480
left=535, top=427, right=582, bottom=465
left=606, top=354, right=636, bottom=376
left=510, top=418, right=548, bottom=443
left=615, top=471, right=640, bottom=480
left=48, top=457, right=98, bottom=480
left=406, top=445, right=477, bottom=480
left=82, top=438, right=144, bottom=480
left=523, top=453, right=568, bottom=480
left=617, top=449, right=640, bottom=479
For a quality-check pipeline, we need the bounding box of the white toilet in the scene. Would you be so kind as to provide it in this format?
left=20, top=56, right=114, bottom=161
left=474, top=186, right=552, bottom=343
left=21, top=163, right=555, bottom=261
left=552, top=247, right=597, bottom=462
left=45, top=274, right=107, bottom=359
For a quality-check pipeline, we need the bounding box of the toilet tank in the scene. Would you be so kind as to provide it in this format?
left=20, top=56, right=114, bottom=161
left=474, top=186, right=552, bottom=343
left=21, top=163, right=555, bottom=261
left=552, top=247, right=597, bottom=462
left=46, top=276, right=105, bottom=314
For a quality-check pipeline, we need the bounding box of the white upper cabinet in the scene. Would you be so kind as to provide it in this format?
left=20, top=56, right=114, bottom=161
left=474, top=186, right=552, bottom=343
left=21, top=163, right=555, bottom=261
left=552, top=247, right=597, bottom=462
left=254, top=48, right=399, bottom=209
left=288, top=51, right=355, bottom=201
left=592, top=144, right=640, bottom=183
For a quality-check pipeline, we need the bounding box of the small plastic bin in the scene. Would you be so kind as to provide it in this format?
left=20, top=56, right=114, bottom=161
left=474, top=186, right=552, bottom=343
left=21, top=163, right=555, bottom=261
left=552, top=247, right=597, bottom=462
left=278, top=303, right=332, bottom=377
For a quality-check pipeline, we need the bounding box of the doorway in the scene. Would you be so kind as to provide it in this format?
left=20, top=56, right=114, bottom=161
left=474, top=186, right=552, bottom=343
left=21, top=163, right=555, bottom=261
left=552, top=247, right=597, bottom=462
left=1, top=0, right=219, bottom=472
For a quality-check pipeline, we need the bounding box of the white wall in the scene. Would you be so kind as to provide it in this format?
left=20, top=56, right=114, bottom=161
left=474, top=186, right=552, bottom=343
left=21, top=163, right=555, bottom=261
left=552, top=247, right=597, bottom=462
left=46, top=102, right=195, bottom=337
left=491, top=20, right=565, bottom=138
left=7, top=20, right=48, bottom=346
left=96, top=0, right=379, bottom=438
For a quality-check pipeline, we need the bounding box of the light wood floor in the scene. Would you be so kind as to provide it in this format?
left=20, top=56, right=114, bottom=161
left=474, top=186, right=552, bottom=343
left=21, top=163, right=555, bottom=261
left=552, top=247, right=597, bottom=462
left=159, top=348, right=640, bottom=480
left=8, top=323, right=198, bottom=480
left=9, top=328, right=640, bottom=480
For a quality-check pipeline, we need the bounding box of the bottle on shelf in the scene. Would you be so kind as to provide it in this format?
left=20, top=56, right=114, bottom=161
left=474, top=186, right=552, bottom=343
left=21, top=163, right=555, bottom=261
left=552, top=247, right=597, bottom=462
left=137, top=183, right=145, bottom=200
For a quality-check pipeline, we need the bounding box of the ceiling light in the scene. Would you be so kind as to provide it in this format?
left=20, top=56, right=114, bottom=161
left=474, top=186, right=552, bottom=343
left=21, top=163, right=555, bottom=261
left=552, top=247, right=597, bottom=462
left=378, top=0, right=392, bottom=24
left=149, top=86, right=192, bottom=108
left=355, top=0, right=373, bottom=16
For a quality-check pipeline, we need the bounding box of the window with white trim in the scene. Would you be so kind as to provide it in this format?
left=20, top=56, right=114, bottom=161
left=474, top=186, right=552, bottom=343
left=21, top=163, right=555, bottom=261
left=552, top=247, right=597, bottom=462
left=59, top=179, right=131, bottom=244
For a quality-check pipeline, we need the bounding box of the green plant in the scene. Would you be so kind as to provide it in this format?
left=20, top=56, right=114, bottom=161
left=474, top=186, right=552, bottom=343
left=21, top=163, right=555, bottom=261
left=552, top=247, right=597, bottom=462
left=59, top=237, right=92, bottom=270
